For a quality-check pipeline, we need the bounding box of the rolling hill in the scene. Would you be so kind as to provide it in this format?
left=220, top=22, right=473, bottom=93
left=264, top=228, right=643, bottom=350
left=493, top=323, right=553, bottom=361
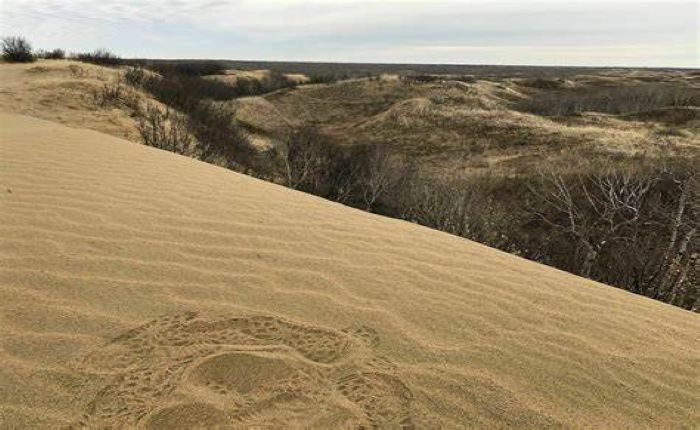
left=230, top=70, right=699, bottom=175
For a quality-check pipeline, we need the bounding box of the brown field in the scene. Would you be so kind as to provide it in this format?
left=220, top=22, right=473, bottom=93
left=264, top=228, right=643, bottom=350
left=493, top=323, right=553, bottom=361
left=1, top=60, right=699, bottom=428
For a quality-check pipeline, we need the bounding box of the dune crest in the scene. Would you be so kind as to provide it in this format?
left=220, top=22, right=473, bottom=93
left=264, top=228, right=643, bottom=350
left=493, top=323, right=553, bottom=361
left=1, top=113, right=698, bottom=428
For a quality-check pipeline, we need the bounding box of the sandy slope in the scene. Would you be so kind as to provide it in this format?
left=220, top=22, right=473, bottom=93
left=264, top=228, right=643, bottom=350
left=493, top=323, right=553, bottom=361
left=0, top=113, right=698, bottom=429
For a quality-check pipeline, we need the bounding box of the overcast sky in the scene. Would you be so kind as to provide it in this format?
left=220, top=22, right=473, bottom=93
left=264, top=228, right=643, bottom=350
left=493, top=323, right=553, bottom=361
left=1, top=0, right=698, bottom=67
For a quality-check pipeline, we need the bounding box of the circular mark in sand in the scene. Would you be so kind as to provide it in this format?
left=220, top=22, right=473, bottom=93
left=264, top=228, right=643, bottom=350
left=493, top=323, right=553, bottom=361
left=71, top=311, right=417, bottom=429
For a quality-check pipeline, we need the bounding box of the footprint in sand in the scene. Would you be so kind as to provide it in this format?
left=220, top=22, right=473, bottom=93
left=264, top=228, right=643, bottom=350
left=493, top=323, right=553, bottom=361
left=69, top=312, right=417, bottom=429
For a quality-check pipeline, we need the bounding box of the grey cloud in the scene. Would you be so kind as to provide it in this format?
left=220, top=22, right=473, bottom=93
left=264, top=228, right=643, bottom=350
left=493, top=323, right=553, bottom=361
left=0, top=0, right=697, bottom=66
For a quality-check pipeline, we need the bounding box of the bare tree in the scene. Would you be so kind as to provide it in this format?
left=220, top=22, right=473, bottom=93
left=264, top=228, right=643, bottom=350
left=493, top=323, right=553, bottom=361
left=1, top=36, right=35, bottom=62
left=280, top=126, right=333, bottom=193
left=527, top=169, right=654, bottom=277
left=359, top=146, right=395, bottom=211
left=649, top=173, right=698, bottom=306
left=389, top=168, right=515, bottom=249
left=525, top=165, right=698, bottom=310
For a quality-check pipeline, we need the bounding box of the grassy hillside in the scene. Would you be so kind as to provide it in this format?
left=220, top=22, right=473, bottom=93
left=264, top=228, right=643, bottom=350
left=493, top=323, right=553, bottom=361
left=1, top=113, right=698, bottom=428
left=232, top=70, right=699, bottom=175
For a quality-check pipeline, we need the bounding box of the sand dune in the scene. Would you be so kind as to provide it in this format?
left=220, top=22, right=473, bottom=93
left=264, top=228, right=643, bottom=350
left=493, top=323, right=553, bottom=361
left=1, top=113, right=698, bottom=428
left=0, top=61, right=143, bottom=142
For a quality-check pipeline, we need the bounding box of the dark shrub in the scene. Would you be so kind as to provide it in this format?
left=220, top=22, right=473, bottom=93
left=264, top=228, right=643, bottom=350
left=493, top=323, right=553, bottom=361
left=190, top=77, right=242, bottom=100
left=454, top=74, right=477, bottom=83
left=517, top=84, right=697, bottom=116
left=520, top=78, right=568, bottom=90
left=123, top=67, right=147, bottom=87
left=402, top=74, right=441, bottom=84
left=190, top=102, right=254, bottom=169
left=75, top=49, right=121, bottom=66
left=38, top=48, right=65, bottom=60
left=1, top=36, right=35, bottom=63
left=307, top=73, right=338, bottom=84
left=137, top=105, right=194, bottom=154
left=152, top=61, right=228, bottom=77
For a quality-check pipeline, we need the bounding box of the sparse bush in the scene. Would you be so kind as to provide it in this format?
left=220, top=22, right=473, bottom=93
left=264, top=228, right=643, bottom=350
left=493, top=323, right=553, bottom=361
left=656, top=126, right=687, bottom=137
left=92, top=82, right=124, bottom=107
left=91, top=81, right=140, bottom=111
left=189, top=102, right=254, bottom=169
left=192, top=77, right=243, bottom=100
left=125, top=62, right=298, bottom=106
left=151, top=61, right=228, bottom=77
left=384, top=169, right=518, bottom=249
left=137, top=105, right=194, bottom=154
left=114, top=64, right=254, bottom=169
left=520, top=78, right=568, bottom=90
left=37, top=48, right=65, bottom=60
left=1, top=36, right=35, bottom=63
left=272, top=128, right=409, bottom=211
left=360, top=147, right=398, bottom=210
left=264, top=70, right=297, bottom=91
left=308, top=73, right=338, bottom=84
left=123, top=67, right=147, bottom=87
left=75, top=49, right=121, bottom=66
left=278, top=126, right=335, bottom=192
left=120, top=64, right=257, bottom=170
left=195, top=71, right=296, bottom=99
left=402, top=74, right=442, bottom=84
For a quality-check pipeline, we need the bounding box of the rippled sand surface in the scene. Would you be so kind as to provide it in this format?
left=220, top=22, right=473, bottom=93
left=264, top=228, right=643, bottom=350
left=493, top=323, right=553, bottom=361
left=1, top=113, right=698, bottom=428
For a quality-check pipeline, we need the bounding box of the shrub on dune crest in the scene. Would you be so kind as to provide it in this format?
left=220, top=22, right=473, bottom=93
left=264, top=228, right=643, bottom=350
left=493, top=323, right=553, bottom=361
left=38, top=48, right=66, bottom=60
left=74, top=49, right=121, bottom=66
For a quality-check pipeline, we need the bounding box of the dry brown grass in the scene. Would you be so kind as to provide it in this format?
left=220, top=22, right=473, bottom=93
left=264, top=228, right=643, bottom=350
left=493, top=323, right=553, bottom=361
left=225, top=72, right=698, bottom=176
left=0, top=60, right=167, bottom=142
